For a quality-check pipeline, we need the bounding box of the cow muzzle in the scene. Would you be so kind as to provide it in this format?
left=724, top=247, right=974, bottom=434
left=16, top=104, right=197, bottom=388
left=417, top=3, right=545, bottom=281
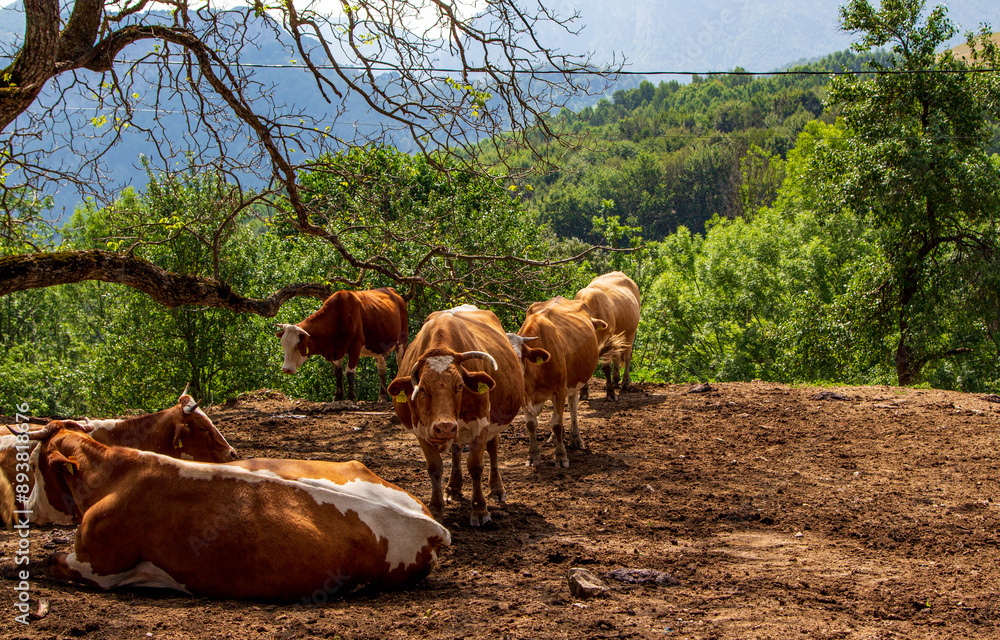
left=429, top=420, right=458, bottom=444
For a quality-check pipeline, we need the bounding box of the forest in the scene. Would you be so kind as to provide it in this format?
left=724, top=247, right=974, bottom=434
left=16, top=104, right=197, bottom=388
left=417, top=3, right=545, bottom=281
left=3, top=1, right=1000, bottom=415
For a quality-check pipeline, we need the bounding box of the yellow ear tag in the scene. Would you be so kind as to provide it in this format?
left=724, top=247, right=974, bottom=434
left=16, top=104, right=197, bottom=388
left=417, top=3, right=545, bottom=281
left=535, top=357, right=544, bottom=365
left=177, top=438, right=183, bottom=449
left=65, top=463, right=75, bottom=475
left=305, top=347, right=310, bottom=356
left=395, top=392, right=407, bottom=403
left=478, top=382, right=489, bottom=394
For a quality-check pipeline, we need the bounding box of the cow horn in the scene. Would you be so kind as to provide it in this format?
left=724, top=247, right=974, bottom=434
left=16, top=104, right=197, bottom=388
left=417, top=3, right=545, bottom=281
left=183, top=401, right=199, bottom=415
left=408, top=361, right=423, bottom=400
left=181, top=382, right=191, bottom=397
left=456, top=351, right=498, bottom=371
left=6, top=422, right=58, bottom=440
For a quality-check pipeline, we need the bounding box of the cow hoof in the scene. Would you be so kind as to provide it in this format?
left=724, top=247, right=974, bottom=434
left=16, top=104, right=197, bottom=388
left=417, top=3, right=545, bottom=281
left=470, top=512, right=492, bottom=527
left=489, top=487, right=507, bottom=503
left=558, top=459, right=570, bottom=469
left=447, top=488, right=463, bottom=501
left=526, top=457, right=540, bottom=467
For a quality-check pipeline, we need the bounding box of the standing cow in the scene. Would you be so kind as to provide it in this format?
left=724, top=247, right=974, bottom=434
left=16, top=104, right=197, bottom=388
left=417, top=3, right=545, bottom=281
left=574, top=271, right=641, bottom=400
left=12, top=422, right=449, bottom=600
left=511, top=296, right=613, bottom=468
left=276, top=288, right=408, bottom=403
left=387, top=305, right=530, bottom=526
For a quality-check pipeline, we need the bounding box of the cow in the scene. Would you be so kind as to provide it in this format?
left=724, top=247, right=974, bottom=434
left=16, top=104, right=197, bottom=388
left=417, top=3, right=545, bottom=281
left=511, top=296, right=614, bottom=468
left=573, top=271, right=641, bottom=400
left=386, top=305, right=534, bottom=526
left=276, top=288, right=408, bottom=403
left=11, top=421, right=450, bottom=600
left=1, top=389, right=237, bottom=525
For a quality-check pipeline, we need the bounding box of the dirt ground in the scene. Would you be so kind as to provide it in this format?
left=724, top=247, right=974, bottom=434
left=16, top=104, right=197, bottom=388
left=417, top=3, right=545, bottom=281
left=3, top=380, right=1000, bottom=639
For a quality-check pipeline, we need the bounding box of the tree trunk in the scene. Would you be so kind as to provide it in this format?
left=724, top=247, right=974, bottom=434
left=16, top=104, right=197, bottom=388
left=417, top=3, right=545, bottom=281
left=0, top=250, right=330, bottom=317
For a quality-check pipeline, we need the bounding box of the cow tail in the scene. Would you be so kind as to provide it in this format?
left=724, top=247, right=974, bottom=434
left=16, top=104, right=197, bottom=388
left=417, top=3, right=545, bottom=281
left=598, top=333, right=630, bottom=364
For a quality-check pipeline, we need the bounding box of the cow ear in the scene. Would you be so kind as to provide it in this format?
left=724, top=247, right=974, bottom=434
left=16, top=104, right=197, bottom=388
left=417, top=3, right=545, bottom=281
left=461, top=370, right=495, bottom=394
left=591, top=318, right=608, bottom=331
left=524, top=346, right=551, bottom=365
left=387, top=377, right=414, bottom=404
left=173, top=422, right=190, bottom=450
left=48, top=451, right=79, bottom=475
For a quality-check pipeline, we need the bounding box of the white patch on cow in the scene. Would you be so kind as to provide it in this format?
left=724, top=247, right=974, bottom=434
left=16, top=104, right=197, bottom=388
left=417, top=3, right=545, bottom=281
left=443, top=304, right=479, bottom=315
left=416, top=417, right=489, bottom=448
left=293, top=477, right=451, bottom=569
left=145, top=454, right=450, bottom=568
left=0, top=434, right=34, bottom=451
left=87, top=419, right=123, bottom=432
left=524, top=402, right=545, bottom=418
left=66, top=553, right=192, bottom=593
left=279, top=325, right=310, bottom=373
left=359, top=347, right=380, bottom=357
left=25, top=445, right=74, bottom=526
left=426, top=356, right=453, bottom=373
left=180, top=453, right=195, bottom=461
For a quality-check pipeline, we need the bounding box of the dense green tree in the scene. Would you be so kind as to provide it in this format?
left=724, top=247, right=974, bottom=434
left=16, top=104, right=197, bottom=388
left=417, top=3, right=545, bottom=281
left=811, top=0, right=1000, bottom=384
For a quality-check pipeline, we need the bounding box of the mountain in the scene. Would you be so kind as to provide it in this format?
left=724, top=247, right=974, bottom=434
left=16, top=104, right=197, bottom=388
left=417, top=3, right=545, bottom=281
left=535, top=0, right=999, bottom=73
left=3, top=0, right=999, bottom=217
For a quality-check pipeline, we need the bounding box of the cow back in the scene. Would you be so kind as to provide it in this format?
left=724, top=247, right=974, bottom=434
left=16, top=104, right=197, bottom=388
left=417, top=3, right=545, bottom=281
left=303, top=288, right=408, bottom=360
left=574, top=271, right=641, bottom=345
left=519, top=297, right=601, bottom=399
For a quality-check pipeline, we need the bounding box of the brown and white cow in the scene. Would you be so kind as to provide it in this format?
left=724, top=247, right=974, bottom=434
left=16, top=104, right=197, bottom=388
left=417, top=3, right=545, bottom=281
left=1, top=390, right=237, bottom=525
left=511, top=296, right=611, bottom=468
left=574, top=271, right=641, bottom=400
left=387, top=305, right=530, bottom=526
left=14, top=422, right=449, bottom=600
left=276, top=288, right=408, bottom=403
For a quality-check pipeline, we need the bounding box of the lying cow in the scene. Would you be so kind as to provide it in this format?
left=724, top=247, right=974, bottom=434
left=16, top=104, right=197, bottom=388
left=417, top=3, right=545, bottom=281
left=276, top=288, right=408, bottom=403
left=387, top=305, right=530, bottom=526
left=1, top=389, right=237, bottom=524
left=14, top=421, right=449, bottom=600
left=512, top=296, right=615, bottom=468
left=574, top=271, right=641, bottom=400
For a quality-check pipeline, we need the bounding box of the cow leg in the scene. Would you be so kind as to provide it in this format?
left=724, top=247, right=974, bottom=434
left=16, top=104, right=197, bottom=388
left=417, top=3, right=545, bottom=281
left=568, top=388, right=586, bottom=450
left=524, top=404, right=543, bottom=467
left=602, top=362, right=618, bottom=401
left=375, top=355, right=389, bottom=403
left=417, top=439, right=446, bottom=519
left=346, top=350, right=362, bottom=402
left=332, top=359, right=346, bottom=401
left=622, top=342, right=634, bottom=390
left=550, top=392, right=569, bottom=468
left=487, top=435, right=506, bottom=503
left=467, top=430, right=491, bottom=527
left=448, top=443, right=463, bottom=502
left=345, top=367, right=358, bottom=402
left=43, top=552, right=111, bottom=589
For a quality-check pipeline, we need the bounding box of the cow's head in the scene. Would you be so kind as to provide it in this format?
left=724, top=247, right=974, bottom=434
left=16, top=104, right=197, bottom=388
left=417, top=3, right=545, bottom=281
left=8, top=420, right=95, bottom=524
left=170, top=390, right=238, bottom=462
left=275, top=323, right=312, bottom=374
left=387, top=349, right=498, bottom=447
left=505, top=333, right=552, bottom=371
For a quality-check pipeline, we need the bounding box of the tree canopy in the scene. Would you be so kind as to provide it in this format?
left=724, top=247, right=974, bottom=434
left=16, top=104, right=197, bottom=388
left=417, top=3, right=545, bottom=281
left=0, top=0, right=618, bottom=311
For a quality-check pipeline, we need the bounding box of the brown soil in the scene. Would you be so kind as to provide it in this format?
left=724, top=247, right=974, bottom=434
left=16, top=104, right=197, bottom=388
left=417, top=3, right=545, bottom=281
left=3, top=381, right=1000, bottom=639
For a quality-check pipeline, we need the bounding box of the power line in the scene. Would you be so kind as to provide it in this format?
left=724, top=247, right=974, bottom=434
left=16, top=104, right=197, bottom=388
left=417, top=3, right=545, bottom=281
left=2, top=54, right=997, bottom=76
